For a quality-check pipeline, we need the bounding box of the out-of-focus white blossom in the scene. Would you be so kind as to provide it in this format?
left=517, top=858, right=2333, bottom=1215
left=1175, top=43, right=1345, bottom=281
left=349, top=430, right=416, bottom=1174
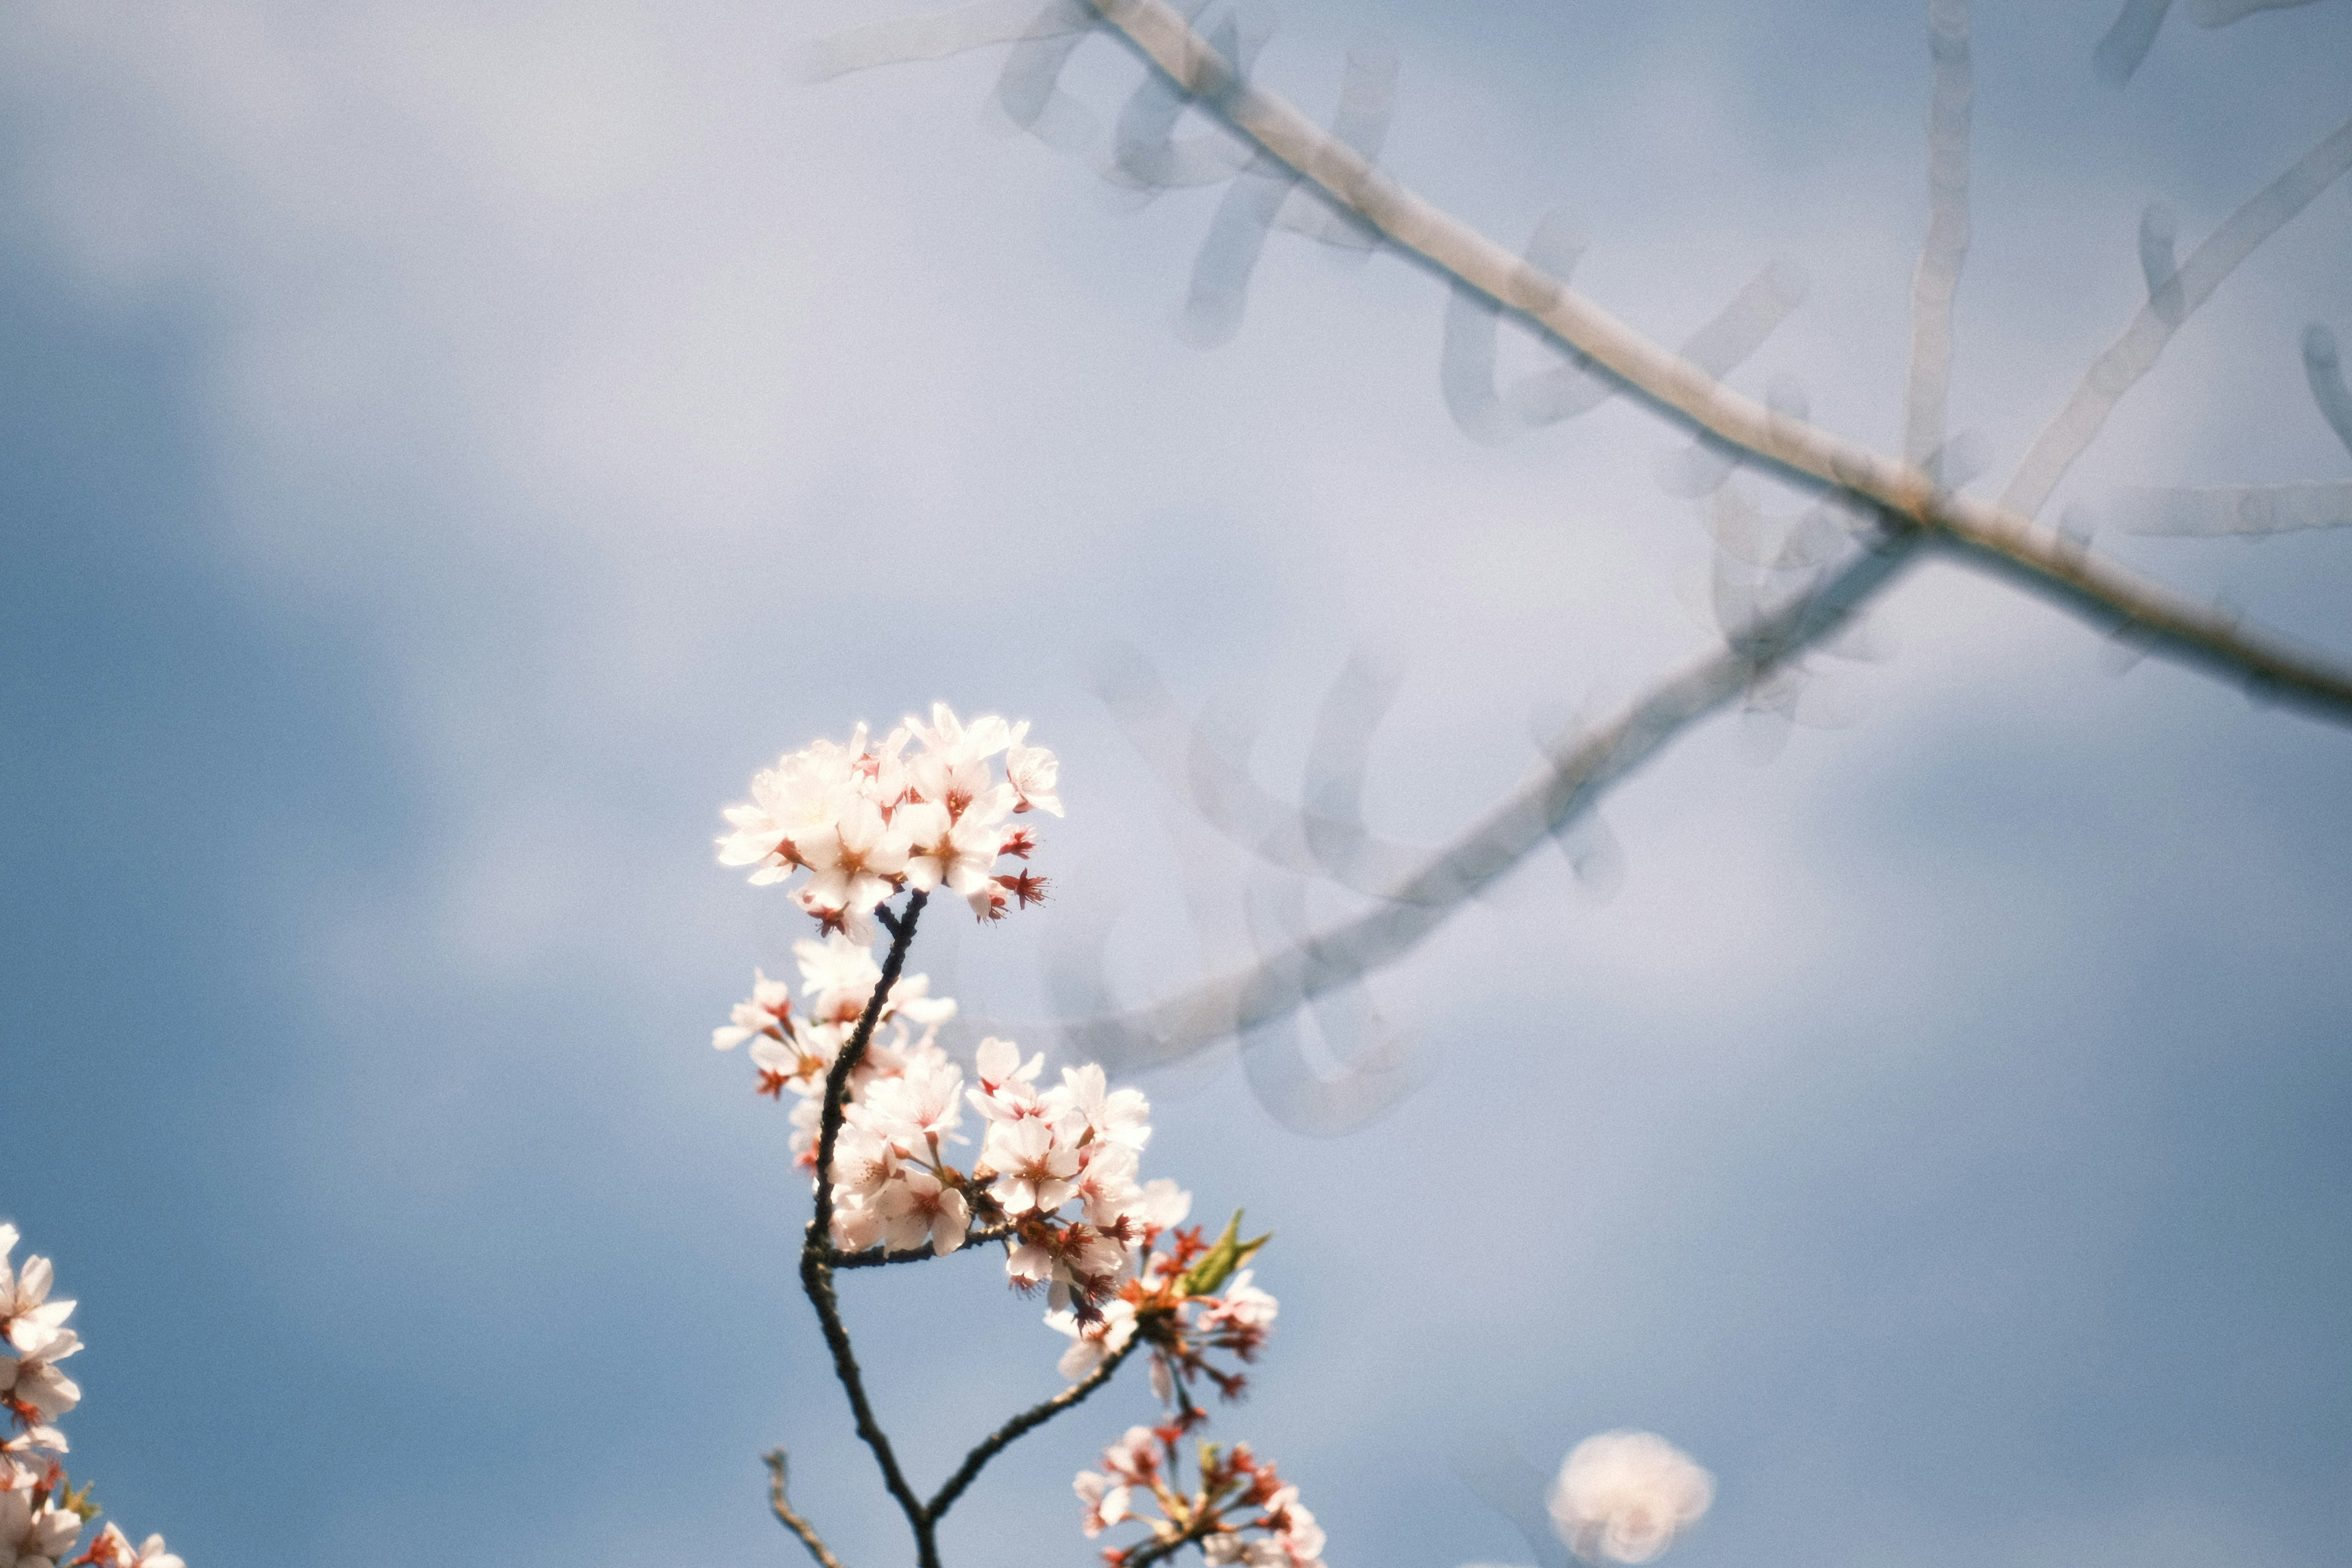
left=0, top=1327, right=79, bottom=1428
left=1005, top=722, right=1062, bottom=816
left=0, top=1230, right=184, bottom=1567
left=88, top=1523, right=186, bottom=1568
left=1047, top=1299, right=1138, bottom=1382
left=1074, top=1469, right=1133, bottom=1539
left=1076, top=1426, right=1163, bottom=1542
left=1200, top=1482, right=1325, bottom=1568
left=710, top=968, right=793, bottom=1052
left=1548, top=1431, right=1714, bottom=1564
left=0, top=1234, right=71, bottom=1360
left=0, top=1481, right=82, bottom=1568
left=1196, top=1270, right=1278, bottom=1336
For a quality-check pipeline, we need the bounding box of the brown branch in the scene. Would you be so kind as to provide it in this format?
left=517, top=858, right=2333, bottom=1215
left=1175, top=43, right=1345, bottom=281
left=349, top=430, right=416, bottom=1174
left=927, top=1337, right=1142, bottom=1523
left=1126, top=1517, right=1218, bottom=1568
left=790, top=892, right=1137, bottom=1566
left=808, top=888, right=929, bottom=1255
left=1081, top=0, right=2352, bottom=721
left=826, top=1223, right=1017, bottom=1269
left=799, top=1251, right=933, bottom=1558
left=799, top=891, right=937, bottom=1564
left=765, top=1450, right=850, bottom=1568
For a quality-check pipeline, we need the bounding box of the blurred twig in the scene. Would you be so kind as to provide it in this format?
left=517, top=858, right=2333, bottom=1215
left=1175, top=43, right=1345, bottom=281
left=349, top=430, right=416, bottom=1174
left=1059, top=534, right=1920, bottom=1080
left=766, top=1451, right=851, bottom=1568
left=1083, top=0, right=2352, bottom=717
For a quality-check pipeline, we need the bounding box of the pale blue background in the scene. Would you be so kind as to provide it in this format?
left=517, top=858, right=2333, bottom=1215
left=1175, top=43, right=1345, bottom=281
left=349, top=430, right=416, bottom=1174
left=1, top=2, right=2348, bottom=1566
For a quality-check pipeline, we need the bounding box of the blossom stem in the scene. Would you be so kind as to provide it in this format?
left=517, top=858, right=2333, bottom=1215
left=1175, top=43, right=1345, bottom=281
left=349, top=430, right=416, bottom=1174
left=792, top=885, right=1143, bottom=1566
left=1125, top=1515, right=1218, bottom=1568
left=927, top=1336, right=1141, bottom=1524
left=810, top=888, right=929, bottom=1246
left=764, top=1450, right=850, bottom=1568
left=827, top=1223, right=1016, bottom=1270
left=801, top=891, right=937, bottom=1560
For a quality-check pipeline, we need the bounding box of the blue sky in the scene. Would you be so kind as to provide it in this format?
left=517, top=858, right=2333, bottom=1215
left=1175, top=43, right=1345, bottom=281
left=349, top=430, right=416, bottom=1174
left=1, top=2, right=2348, bottom=1566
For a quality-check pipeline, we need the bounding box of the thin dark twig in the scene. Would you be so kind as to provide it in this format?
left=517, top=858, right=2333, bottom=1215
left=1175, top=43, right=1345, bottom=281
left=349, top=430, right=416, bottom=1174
left=928, top=1338, right=1143, bottom=1523
left=827, top=1223, right=1017, bottom=1269
left=791, top=894, right=1133, bottom=1566
left=800, top=891, right=935, bottom=1558
left=1127, top=1518, right=1218, bottom=1567
left=798, top=1256, right=932, bottom=1546
left=765, top=1450, right=850, bottom=1568
left=809, top=889, right=929, bottom=1253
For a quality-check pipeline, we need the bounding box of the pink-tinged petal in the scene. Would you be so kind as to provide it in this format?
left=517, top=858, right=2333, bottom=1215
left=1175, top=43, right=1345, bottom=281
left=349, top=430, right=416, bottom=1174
left=931, top=1189, right=971, bottom=1255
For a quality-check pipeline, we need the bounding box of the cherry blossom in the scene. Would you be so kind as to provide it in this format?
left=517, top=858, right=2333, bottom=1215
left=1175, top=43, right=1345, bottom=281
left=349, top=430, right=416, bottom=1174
left=984, top=1118, right=1082, bottom=1216
left=874, top=1170, right=971, bottom=1257
left=829, top=1125, right=901, bottom=1202
left=1548, top=1431, right=1714, bottom=1564
left=0, top=1229, right=183, bottom=1568
left=848, top=1055, right=965, bottom=1158
left=1080, top=1428, right=1325, bottom=1568
left=1071, top=1141, right=1145, bottom=1231
left=1042, top=1064, right=1152, bottom=1153
left=86, top=1524, right=185, bottom=1568
left=715, top=728, right=868, bottom=883
left=0, top=1327, right=79, bottom=1429
left=0, top=1426, right=63, bottom=1490
left=710, top=932, right=956, bottom=1110
left=715, top=707, right=1057, bottom=931
left=797, top=796, right=911, bottom=918
left=898, top=797, right=1012, bottom=899
left=1199, top=1269, right=1275, bottom=1325
left=0, top=1481, right=81, bottom=1568
left=0, top=1235, right=70, bottom=1359
left=1046, top=1298, right=1138, bottom=1381
left=1074, top=1469, right=1133, bottom=1539
left=1004, top=722, right=1062, bottom=816
left=966, top=1038, right=1047, bottom=1126
left=702, top=714, right=1329, bottom=1568
left=710, top=968, right=792, bottom=1052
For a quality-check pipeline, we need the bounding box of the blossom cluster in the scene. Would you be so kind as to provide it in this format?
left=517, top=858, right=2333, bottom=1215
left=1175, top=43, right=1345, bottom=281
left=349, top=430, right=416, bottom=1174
left=1, top=1226, right=183, bottom=1568
left=1076, top=1425, right=1324, bottom=1568
left=712, top=706, right=1313, bottom=1568
left=713, top=941, right=1194, bottom=1303
left=715, top=704, right=1057, bottom=938
left=963, top=1042, right=1191, bottom=1319
left=712, top=930, right=957, bottom=1176
left=1046, top=1212, right=1277, bottom=1403
left=1547, top=1430, right=1714, bottom=1565
left=1058, top=1213, right=1301, bottom=1565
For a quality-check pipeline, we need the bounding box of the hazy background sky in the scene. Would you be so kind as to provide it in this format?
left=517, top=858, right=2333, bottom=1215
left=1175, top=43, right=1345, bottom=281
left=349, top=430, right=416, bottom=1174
left=2, top=2, right=2349, bottom=1566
